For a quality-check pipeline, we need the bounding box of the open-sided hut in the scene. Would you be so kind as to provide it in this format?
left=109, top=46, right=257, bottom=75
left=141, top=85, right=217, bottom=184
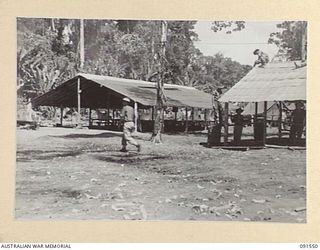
left=32, top=73, right=215, bottom=132
left=218, top=61, right=306, bottom=146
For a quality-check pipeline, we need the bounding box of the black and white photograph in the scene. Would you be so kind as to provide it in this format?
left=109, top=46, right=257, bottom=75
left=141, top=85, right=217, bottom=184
left=16, top=19, right=307, bottom=222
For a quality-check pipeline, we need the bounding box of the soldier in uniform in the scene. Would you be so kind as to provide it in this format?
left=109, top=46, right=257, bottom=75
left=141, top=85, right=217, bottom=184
left=233, top=107, right=244, bottom=145
left=289, top=101, right=306, bottom=144
left=120, top=97, right=141, bottom=152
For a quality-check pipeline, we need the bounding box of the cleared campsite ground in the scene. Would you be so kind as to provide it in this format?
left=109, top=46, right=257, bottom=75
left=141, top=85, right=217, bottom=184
left=16, top=127, right=306, bottom=222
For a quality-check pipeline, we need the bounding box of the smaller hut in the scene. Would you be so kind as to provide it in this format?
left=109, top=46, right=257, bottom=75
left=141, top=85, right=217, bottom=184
left=218, top=61, right=306, bottom=146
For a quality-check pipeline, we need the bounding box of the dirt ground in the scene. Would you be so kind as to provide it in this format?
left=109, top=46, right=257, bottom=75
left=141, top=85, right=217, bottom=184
left=15, top=127, right=306, bottom=222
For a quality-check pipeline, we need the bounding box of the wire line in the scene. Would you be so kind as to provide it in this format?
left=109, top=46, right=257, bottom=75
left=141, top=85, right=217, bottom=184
left=194, top=42, right=269, bottom=45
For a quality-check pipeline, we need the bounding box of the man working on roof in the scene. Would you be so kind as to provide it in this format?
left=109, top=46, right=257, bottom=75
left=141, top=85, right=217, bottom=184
left=120, top=97, right=141, bottom=152
left=253, top=49, right=269, bottom=67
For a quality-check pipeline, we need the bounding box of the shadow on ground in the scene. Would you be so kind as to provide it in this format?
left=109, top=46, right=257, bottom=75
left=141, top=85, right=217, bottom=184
left=200, top=137, right=306, bottom=149
left=17, top=150, right=84, bottom=162
left=94, top=153, right=170, bottom=164
left=50, top=132, right=122, bottom=139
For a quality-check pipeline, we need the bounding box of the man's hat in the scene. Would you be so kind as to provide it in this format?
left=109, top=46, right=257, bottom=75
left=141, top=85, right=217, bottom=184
left=122, top=97, right=131, bottom=103
left=253, top=49, right=260, bottom=55
left=236, top=107, right=244, bottom=113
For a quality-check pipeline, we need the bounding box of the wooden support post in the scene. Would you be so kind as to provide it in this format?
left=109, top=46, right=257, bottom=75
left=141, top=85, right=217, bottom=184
left=60, top=106, right=63, bottom=126
left=278, top=101, right=282, bottom=139
left=107, top=108, right=110, bottom=126
left=191, top=107, right=194, bottom=131
left=191, top=108, right=195, bottom=122
left=253, top=102, right=259, bottom=143
left=224, top=102, right=229, bottom=145
left=174, top=107, right=177, bottom=132
left=112, top=109, right=115, bottom=125
left=151, top=106, right=155, bottom=121
left=204, top=109, right=207, bottom=129
left=106, top=91, right=110, bottom=126
left=204, top=109, right=207, bottom=122
left=162, top=107, right=165, bottom=133
left=77, top=77, right=81, bottom=126
left=255, top=102, right=258, bottom=121
left=185, top=107, right=189, bottom=132
left=89, top=108, right=92, bottom=127
left=134, top=102, right=138, bottom=133
left=174, top=108, right=177, bottom=121
left=263, top=101, right=267, bottom=146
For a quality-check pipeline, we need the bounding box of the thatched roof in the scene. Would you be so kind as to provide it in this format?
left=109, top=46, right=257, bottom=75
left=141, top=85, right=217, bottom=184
left=219, top=61, right=306, bottom=103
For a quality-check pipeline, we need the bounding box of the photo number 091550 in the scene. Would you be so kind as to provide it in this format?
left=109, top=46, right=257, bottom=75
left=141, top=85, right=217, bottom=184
left=300, top=244, right=319, bottom=248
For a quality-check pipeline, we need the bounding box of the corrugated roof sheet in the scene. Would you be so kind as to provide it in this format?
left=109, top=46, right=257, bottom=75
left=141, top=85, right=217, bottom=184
left=32, top=73, right=214, bottom=109
left=219, top=61, right=306, bottom=102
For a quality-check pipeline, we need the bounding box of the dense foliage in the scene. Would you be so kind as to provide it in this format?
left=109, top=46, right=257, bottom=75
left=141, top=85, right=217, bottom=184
left=17, top=18, right=252, bottom=100
left=17, top=18, right=79, bottom=98
left=211, top=21, right=246, bottom=34
left=268, top=21, right=307, bottom=61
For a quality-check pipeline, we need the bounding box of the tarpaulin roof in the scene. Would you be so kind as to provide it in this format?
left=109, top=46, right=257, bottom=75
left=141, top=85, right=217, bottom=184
left=243, top=102, right=276, bottom=115
left=32, top=73, right=214, bottom=109
left=243, top=101, right=298, bottom=115
left=219, top=61, right=307, bottom=103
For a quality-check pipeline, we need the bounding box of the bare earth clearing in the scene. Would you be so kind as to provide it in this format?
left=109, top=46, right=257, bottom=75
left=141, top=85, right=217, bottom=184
left=16, top=127, right=306, bottom=222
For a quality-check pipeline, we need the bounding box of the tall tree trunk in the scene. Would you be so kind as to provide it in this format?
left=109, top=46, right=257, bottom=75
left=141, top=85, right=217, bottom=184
left=51, top=18, right=56, bottom=31
left=151, top=21, right=167, bottom=143
left=80, top=19, right=85, bottom=70
left=301, top=22, right=307, bottom=62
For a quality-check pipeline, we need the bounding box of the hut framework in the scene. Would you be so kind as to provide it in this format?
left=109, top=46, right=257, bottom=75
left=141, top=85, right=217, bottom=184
left=32, top=73, right=215, bottom=132
left=218, top=61, right=307, bottom=146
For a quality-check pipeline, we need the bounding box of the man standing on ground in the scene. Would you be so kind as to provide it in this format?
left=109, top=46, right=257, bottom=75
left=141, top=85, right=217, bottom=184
left=290, top=101, right=306, bottom=144
left=233, top=107, right=244, bottom=145
left=120, top=97, right=141, bottom=152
